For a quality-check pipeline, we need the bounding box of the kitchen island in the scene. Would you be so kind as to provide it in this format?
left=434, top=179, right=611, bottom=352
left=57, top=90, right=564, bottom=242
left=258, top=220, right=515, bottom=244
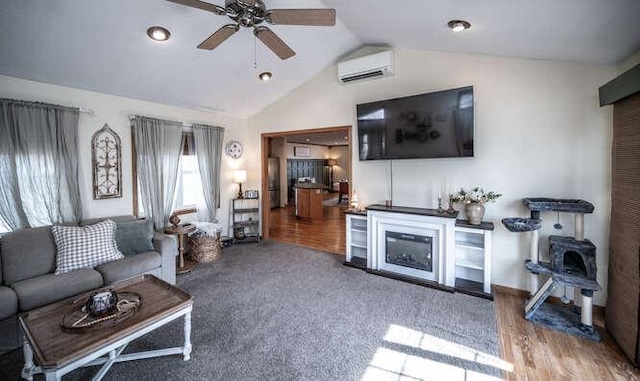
left=294, top=183, right=328, bottom=220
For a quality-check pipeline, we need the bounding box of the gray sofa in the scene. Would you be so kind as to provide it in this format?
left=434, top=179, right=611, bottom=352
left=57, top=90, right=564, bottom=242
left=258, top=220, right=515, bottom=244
left=0, top=216, right=177, bottom=352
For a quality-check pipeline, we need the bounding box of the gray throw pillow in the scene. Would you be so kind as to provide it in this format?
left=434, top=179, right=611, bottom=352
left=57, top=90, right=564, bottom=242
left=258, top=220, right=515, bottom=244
left=114, top=219, right=155, bottom=256
left=51, top=220, right=124, bottom=274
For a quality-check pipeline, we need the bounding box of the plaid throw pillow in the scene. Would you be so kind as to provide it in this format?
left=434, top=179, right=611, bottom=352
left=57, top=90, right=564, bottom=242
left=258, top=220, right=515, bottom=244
left=51, top=219, right=124, bottom=275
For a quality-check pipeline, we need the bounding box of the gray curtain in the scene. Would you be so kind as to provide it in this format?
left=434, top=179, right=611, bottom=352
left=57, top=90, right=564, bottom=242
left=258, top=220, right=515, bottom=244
left=192, top=124, right=224, bottom=221
left=0, top=99, right=81, bottom=229
left=132, top=116, right=184, bottom=230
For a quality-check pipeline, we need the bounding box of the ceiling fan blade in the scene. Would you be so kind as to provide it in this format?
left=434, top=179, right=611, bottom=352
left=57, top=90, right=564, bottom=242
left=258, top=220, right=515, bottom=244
left=254, top=26, right=296, bottom=60
left=166, top=0, right=226, bottom=15
left=197, top=24, right=240, bottom=50
left=266, top=9, right=336, bottom=26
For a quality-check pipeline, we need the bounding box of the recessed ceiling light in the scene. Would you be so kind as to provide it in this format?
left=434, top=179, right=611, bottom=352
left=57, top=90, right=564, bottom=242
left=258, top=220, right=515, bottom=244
left=258, top=72, right=273, bottom=81
left=147, top=26, right=171, bottom=42
left=344, top=136, right=348, bottom=140
left=447, top=20, right=471, bottom=32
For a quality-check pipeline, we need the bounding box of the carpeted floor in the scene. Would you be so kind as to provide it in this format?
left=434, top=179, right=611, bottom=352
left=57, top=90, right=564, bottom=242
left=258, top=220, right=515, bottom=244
left=0, top=241, right=502, bottom=380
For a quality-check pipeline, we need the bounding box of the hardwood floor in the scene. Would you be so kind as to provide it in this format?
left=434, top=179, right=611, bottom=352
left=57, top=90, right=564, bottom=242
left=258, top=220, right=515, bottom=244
left=268, top=194, right=347, bottom=255
left=494, top=287, right=639, bottom=380
left=268, top=199, right=639, bottom=380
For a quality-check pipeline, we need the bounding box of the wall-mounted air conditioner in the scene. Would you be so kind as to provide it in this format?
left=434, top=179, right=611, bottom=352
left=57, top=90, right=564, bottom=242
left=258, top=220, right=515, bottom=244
left=338, top=49, right=394, bottom=84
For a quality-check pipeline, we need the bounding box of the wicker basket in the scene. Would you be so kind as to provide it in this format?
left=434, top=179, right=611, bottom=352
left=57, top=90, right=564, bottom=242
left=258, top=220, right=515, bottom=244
left=189, top=232, right=221, bottom=263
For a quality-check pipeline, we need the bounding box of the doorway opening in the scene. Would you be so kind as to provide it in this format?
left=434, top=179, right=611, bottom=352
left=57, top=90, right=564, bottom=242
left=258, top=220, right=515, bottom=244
left=261, top=126, right=352, bottom=255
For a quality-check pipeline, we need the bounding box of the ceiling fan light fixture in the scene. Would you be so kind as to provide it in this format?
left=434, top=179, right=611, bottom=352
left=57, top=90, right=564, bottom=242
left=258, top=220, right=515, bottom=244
left=170, top=1, right=336, bottom=60
left=447, top=20, right=471, bottom=32
left=147, top=26, right=171, bottom=42
left=258, top=71, right=273, bottom=81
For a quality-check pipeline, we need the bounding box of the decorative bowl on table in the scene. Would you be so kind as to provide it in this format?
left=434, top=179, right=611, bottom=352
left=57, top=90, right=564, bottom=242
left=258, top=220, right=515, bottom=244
left=62, top=291, right=142, bottom=333
left=85, top=289, right=118, bottom=318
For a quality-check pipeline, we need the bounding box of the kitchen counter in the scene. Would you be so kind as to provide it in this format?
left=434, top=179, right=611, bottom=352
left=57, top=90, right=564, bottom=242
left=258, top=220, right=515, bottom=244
left=293, top=183, right=329, bottom=190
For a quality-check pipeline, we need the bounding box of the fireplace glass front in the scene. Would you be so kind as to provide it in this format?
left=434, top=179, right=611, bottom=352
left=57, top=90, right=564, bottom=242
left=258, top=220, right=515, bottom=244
left=385, top=231, right=433, bottom=272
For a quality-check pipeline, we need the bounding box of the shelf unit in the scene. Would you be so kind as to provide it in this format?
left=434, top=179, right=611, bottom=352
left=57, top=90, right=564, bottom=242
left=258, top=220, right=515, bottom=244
left=231, top=198, right=260, bottom=244
left=454, top=220, right=493, bottom=297
left=345, top=211, right=367, bottom=268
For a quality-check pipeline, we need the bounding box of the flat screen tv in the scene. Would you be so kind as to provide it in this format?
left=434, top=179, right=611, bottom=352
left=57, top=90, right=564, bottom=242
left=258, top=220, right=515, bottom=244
left=356, top=86, right=474, bottom=160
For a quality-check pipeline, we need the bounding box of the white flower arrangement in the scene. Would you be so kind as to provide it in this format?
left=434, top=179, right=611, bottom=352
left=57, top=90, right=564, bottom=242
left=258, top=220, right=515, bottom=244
left=452, top=187, right=502, bottom=205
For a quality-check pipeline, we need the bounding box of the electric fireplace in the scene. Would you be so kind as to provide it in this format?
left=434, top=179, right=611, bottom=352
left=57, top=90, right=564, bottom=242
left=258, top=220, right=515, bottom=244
left=385, top=232, right=433, bottom=272
left=367, top=207, right=457, bottom=288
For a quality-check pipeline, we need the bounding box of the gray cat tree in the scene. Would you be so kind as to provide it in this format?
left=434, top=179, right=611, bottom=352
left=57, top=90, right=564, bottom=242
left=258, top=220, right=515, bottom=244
left=502, top=198, right=600, bottom=341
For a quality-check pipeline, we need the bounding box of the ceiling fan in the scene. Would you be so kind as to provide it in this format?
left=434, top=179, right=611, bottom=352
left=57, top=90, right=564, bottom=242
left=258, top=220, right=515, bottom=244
left=167, top=0, right=336, bottom=60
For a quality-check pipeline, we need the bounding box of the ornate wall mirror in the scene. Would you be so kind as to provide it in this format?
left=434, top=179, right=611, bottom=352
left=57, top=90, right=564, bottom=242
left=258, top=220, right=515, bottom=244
left=92, top=124, right=122, bottom=199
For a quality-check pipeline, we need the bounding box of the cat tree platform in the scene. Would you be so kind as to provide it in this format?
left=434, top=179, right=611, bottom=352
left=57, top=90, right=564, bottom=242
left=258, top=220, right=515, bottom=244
left=503, top=197, right=601, bottom=341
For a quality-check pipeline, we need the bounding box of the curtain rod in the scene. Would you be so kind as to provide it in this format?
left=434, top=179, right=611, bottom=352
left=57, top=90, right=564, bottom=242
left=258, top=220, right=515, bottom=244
left=1, top=98, right=95, bottom=114
left=128, top=115, right=192, bottom=127
left=128, top=115, right=224, bottom=128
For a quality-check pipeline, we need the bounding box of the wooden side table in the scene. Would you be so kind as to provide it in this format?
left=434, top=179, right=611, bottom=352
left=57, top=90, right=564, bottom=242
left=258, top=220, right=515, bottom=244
left=165, top=224, right=197, bottom=275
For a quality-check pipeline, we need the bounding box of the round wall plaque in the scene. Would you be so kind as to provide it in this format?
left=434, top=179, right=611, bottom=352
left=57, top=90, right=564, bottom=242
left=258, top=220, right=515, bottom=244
left=225, top=140, right=243, bottom=159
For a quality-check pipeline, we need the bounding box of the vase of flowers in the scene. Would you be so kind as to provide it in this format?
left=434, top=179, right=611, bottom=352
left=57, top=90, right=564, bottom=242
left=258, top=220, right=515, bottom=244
left=452, top=187, right=502, bottom=225
left=465, top=202, right=485, bottom=225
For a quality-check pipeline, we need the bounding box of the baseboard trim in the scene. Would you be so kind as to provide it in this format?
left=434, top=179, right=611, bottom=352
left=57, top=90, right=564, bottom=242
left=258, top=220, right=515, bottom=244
left=343, top=260, right=366, bottom=270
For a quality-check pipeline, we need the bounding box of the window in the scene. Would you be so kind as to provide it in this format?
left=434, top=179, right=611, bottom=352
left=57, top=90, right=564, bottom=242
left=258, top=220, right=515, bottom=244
left=0, top=217, right=9, bottom=234
left=173, top=154, right=205, bottom=210
left=136, top=137, right=205, bottom=216
left=132, top=124, right=223, bottom=222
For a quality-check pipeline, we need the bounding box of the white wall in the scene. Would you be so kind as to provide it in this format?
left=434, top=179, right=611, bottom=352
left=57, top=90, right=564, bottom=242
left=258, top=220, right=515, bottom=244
left=0, top=75, right=249, bottom=237
left=249, top=48, right=617, bottom=305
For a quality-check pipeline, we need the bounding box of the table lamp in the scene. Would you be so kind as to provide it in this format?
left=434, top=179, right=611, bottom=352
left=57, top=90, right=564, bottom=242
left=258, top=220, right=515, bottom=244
left=233, top=170, right=247, bottom=199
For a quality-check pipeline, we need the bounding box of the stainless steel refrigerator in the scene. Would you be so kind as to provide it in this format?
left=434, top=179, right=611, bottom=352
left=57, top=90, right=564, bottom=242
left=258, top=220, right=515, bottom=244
left=267, top=157, right=280, bottom=209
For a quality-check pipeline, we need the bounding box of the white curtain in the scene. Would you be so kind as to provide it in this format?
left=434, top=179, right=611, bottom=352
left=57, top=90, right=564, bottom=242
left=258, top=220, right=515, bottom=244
left=192, top=124, right=224, bottom=222
left=0, top=99, right=81, bottom=230
left=132, top=116, right=184, bottom=230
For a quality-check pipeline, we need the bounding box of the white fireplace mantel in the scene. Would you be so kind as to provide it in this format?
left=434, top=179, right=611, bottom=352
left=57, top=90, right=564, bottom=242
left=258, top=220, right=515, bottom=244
left=367, top=206, right=457, bottom=288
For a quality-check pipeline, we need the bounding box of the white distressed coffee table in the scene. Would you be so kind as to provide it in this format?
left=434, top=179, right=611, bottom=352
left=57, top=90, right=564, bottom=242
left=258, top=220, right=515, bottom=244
left=19, top=274, right=193, bottom=381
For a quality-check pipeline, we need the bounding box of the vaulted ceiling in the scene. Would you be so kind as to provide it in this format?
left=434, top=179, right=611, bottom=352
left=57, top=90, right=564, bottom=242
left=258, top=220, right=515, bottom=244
left=1, top=0, right=639, bottom=119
